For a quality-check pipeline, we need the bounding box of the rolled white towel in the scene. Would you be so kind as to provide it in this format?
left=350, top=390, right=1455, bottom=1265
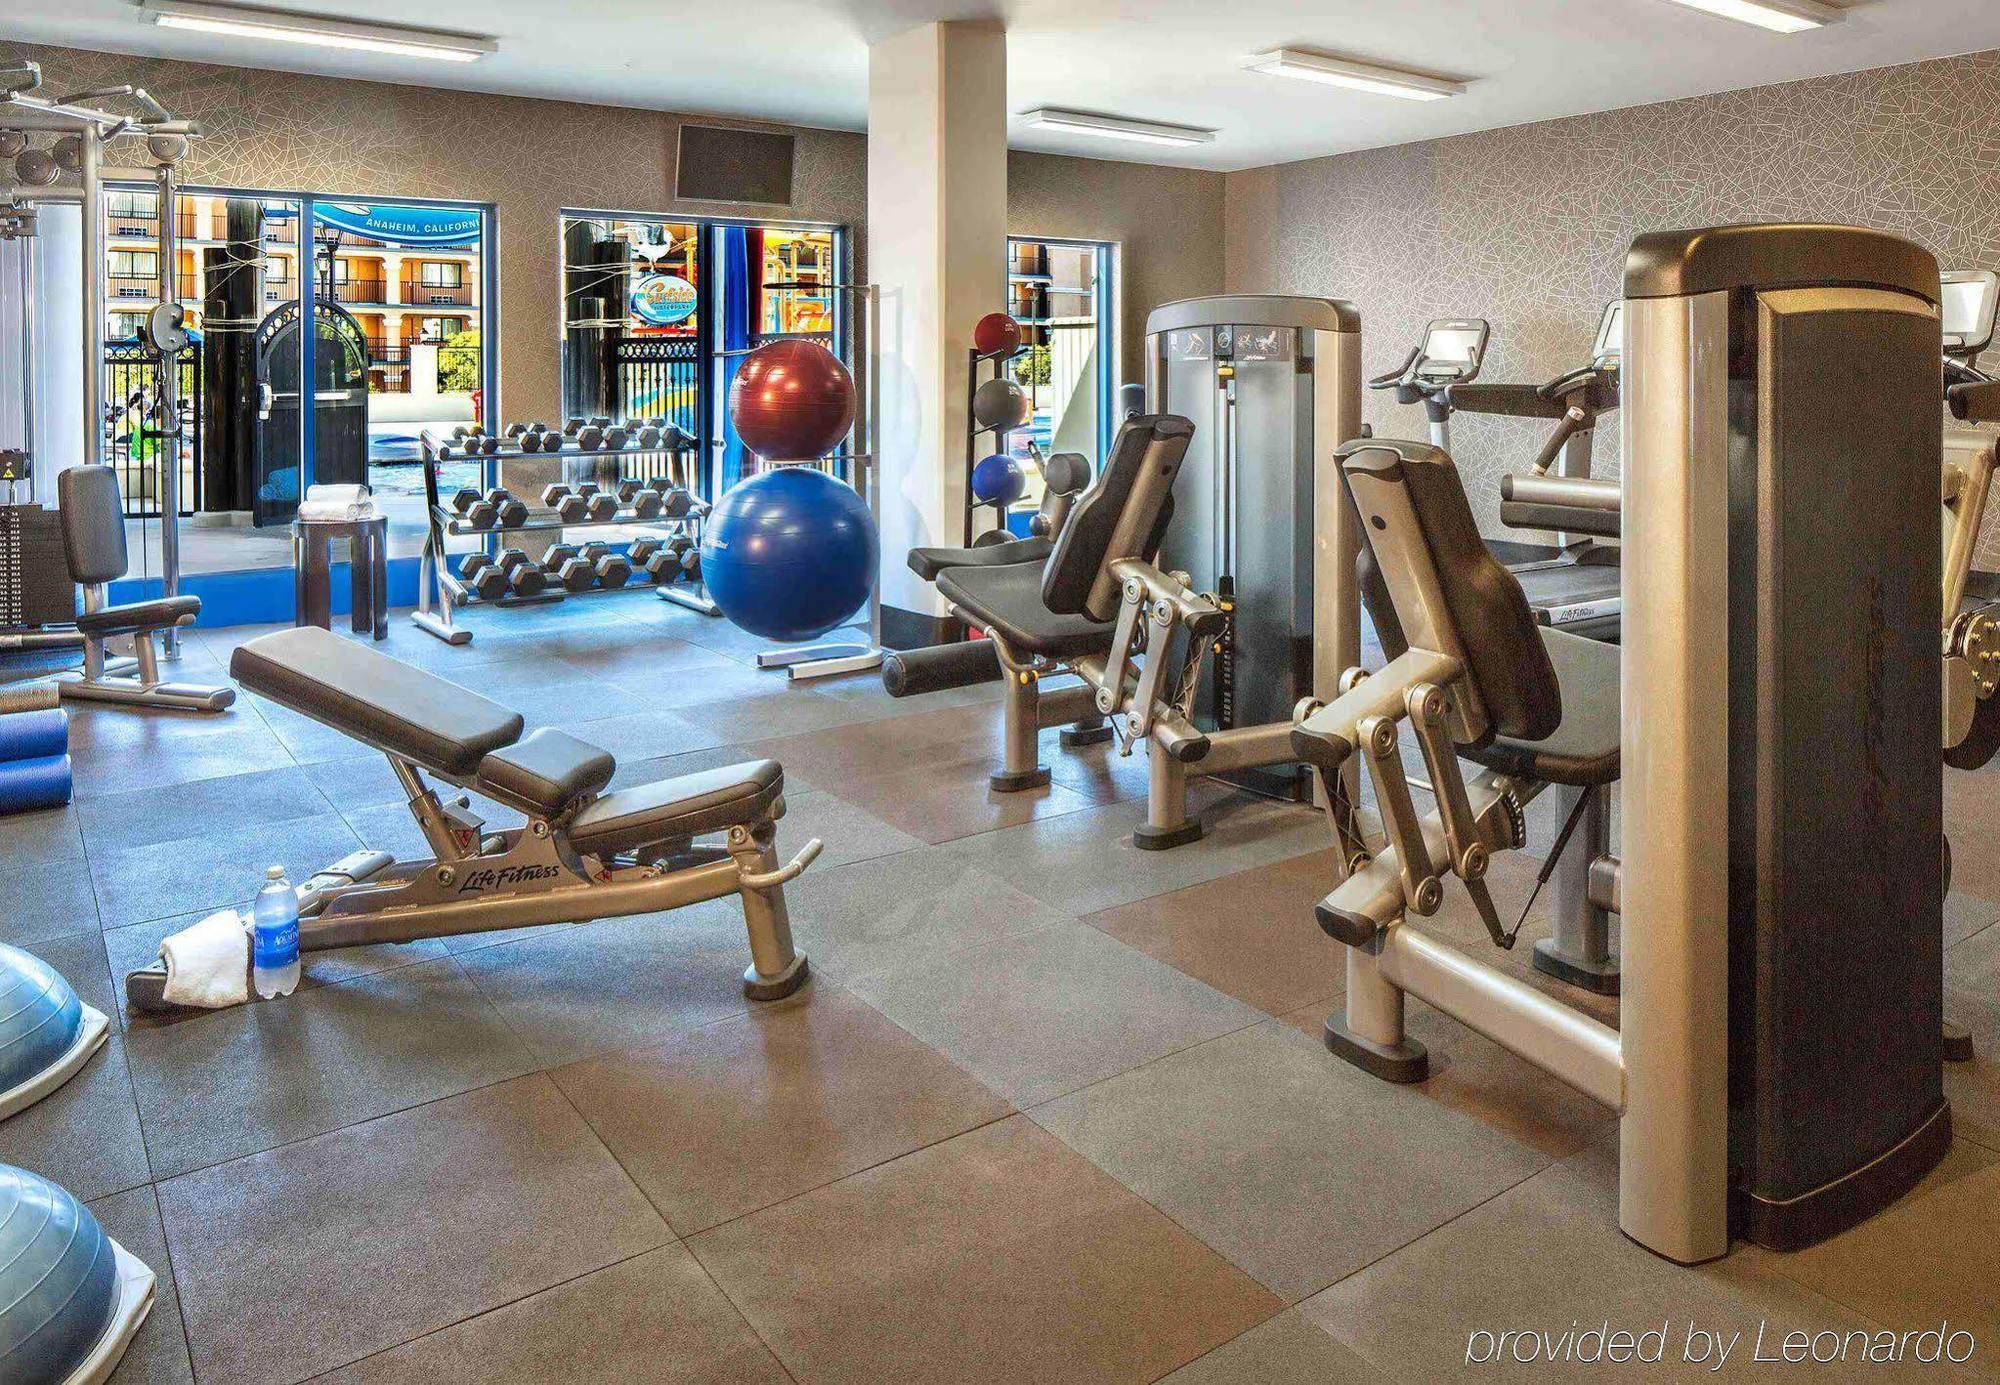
left=159, top=909, right=252, bottom=1009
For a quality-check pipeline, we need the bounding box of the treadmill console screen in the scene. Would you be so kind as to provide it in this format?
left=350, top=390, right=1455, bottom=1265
left=1942, top=271, right=1999, bottom=354
left=1417, top=320, right=1488, bottom=381
left=1592, top=301, right=1624, bottom=368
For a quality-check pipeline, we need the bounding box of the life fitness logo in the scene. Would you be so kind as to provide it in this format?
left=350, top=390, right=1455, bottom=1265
left=631, top=274, right=698, bottom=326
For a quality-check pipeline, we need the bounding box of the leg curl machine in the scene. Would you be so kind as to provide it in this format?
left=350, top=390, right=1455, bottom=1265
left=1298, top=225, right=1951, bottom=1261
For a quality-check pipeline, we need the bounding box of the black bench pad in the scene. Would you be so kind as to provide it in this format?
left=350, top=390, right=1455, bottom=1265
left=908, top=535, right=1052, bottom=582
left=78, top=595, right=201, bottom=636
left=478, top=729, right=615, bottom=816
left=231, top=626, right=523, bottom=777
left=570, top=759, right=784, bottom=856
left=937, top=559, right=1111, bottom=660
left=1471, top=628, right=1620, bottom=786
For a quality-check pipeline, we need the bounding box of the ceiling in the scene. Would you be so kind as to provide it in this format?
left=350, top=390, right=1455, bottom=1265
left=5, top=1, right=2000, bottom=171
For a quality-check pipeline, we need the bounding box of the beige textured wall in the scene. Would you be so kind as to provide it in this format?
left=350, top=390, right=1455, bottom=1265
left=1224, top=48, right=2000, bottom=555
left=7, top=41, right=1223, bottom=417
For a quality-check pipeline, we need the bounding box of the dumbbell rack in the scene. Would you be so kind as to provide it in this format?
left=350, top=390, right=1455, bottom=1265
left=411, top=427, right=720, bottom=647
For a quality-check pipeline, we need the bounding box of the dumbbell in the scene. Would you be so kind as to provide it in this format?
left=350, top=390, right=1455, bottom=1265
left=590, top=416, right=612, bottom=429
left=556, top=494, right=589, bottom=524
left=616, top=479, right=642, bottom=504
left=575, top=482, right=600, bottom=499
left=494, top=493, right=529, bottom=528
left=679, top=546, right=702, bottom=583
left=635, top=537, right=682, bottom=584
left=572, top=541, right=629, bottom=589
left=631, top=488, right=664, bottom=520
left=542, top=543, right=580, bottom=574
left=585, top=493, right=620, bottom=522
left=450, top=424, right=471, bottom=440
left=496, top=548, right=547, bottom=597
left=450, top=487, right=482, bottom=515
left=461, top=493, right=499, bottom=529
left=541, top=484, right=571, bottom=508
left=636, top=425, right=663, bottom=449
left=660, top=488, right=693, bottom=518
left=604, top=426, right=630, bottom=452
left=538, top=430, right=564, bottom=454
left=457, top=553, right=496, bottom=591
left=519, top=429, right=543, bottom=454
left=506, top=422, right=530, bottom=439
left=564, top=417, right=586, bottom=436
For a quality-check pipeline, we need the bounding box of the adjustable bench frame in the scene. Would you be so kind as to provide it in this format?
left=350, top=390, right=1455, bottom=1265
left=127, top=634, right=815, bottom=1011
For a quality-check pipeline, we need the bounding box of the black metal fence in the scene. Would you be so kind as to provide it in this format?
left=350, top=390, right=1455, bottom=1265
left=613, top=337, right=701, bottom=437
left=102, top=340, right=203, bottom=519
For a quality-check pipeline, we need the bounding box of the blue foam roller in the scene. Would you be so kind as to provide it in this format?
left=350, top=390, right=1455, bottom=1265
left=0, top=709, right=67, bottom=764
left=0, top=755, right=71, bottom=814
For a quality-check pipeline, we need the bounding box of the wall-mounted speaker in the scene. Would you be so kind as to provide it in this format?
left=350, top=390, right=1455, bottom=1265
left=674, top=125, right=794, bottom=206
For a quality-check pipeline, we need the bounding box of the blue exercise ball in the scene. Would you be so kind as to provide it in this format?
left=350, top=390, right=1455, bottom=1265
left=0, top=1164, right=123, bottom=1381
left=702, top=466, right=878, bottom=642
left=970, top=453, right=1025, bottom=508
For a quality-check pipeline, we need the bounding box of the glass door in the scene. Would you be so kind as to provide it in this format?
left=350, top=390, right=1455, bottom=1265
left=1003, top=236, right=1116, bottom=519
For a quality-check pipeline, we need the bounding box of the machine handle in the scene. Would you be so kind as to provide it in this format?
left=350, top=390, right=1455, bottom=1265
left=739, top=837, right=822, bottom=889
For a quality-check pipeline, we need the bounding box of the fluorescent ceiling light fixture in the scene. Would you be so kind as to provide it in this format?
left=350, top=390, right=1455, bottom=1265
left=1655, top=0, right=1841, bottom=33
left=1019, top=109, right=1215, bottom=147
left=139, top=0, right=497, bottom=62
left=1243, top=49, right=1465, bottom=101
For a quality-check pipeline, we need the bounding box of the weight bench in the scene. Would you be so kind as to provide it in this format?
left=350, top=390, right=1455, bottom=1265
left=125, top=626, right=815, bottom=1011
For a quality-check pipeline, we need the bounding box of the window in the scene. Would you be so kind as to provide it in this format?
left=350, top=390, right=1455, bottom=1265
left=107, top=191, right=156, bottom=220
left=108, top=250, right=158, bottom=279
left=331, top=259, right=352, bottom=283
left=269, top=255, right=291, bottom=283
left=108, top=311, right=147, bottom=340
left=1003, top=237, right=1117, bottom=494
left=418, top=316, right=463, bottom=341
left=418, top=262, right=463, bottom=289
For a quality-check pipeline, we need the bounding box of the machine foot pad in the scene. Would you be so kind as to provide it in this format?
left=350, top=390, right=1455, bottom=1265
left=744, top=955, right=810, bottom=1002
left=1532, top=938, right=1622, bottom=995
left=1133, top=819, right=1204, bottom=851
left=989, top=767, right=1052, bottom=793
left=1945, top=1019, right=1975, bottom=1064
left=1325, top=1016, right=1429, bottom=1084
left=1059, top=724, right=1114, bottom=749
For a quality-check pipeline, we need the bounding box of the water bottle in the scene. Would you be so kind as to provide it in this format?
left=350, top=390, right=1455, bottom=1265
left=251, top=864, right=301, bottom=999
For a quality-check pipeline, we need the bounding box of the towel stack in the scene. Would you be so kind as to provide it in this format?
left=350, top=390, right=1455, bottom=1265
left=0, top=685, right=71, bottom=814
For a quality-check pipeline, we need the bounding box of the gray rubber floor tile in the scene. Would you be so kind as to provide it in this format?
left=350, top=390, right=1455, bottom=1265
left=848, top=918, right=1264, bottom=1106
left=785, top=847, right=1077, bottom=983
left=552, top=983, right=1008, bottom=1234
left=0, top=1023, right=150, bottom=1202
left=453, top=900, right=766, bottom=1065
left=89, top=1185, right=195, bottom=1385
left=0, top=801, right=86, bottom=866
left=125, top=957, right=537, bottom=1178
left=157, top=1073, right=667, bottom=1385
left=0, top=856, right=102, bottom=944
left=319, top=1244, right=788, bottom=1384
left=774, top=787, right=924, bottom=872
left=77, top=764, right=335, bottom=853
left=1031, top=1021, right=1551, bottom=1302
left=1157, top=1311, right=1390, bottom=1385
left=91, top=811, right=363, bottom=929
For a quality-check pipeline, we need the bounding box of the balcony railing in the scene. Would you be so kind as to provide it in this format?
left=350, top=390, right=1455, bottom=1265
left=332, top=279, right=388, bottom=304
left=107, top=216, right=159, bottom=240
left=108, top=274, right=159, bottom=300
left=411, top=282, right=471, bottom=306
left=264, top=223, right=298, bottom=245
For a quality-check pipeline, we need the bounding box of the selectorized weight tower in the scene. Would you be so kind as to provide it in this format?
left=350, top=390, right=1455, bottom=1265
left=1301, top=224, right=1950, bottom=1262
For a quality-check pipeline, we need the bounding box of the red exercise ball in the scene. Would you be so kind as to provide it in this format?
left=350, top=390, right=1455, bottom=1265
left=972, top=312, right=1022, bottom=357
left=729, top=339, right=856, bottom=461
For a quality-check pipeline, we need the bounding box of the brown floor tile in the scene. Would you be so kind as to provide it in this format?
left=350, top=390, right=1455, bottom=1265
left=1772, top=1138, right=2000, bottom=1349
left=158, top=1074, right=668, bottom=1384
left=552, top=983, right=1010, bottom=1234
left=687, top=1115, right=1282, bottom=1384
left=745, top=702, right=1000, bottom=794
left=1086, top=848, right=1345, bottom=1016
left=1158, top=1310, right=1389, bottom=1385
left=322, top=1245, right=787, bottom=1384
left=826, top=745, right=1102, bottom=844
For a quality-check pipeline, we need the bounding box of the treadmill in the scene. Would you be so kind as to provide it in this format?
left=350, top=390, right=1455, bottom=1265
left=1468, top=303, right=1625, bottom=640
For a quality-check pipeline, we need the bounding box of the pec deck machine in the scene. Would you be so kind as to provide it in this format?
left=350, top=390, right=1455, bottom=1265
left=1299, top=225, right=1952, bottom=1262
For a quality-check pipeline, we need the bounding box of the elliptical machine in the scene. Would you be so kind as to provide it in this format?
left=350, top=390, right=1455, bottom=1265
left=1367, top=318, right=1489, bottom=449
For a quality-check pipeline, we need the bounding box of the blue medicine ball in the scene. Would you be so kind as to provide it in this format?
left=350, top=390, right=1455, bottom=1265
left=701, top=466, right=878, bottom=642
left=970, top=453, right=1025, bottom=508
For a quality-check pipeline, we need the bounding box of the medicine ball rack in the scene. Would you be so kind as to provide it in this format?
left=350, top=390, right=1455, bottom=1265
left=963, top=342, right=1029, bottom=547
left=411, top=423, right=719, bottom=646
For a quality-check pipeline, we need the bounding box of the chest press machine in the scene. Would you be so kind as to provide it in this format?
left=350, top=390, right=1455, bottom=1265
left=126, top=625, right=817, bottom=1011
left=1301, top=225, right=1950, bottom=1262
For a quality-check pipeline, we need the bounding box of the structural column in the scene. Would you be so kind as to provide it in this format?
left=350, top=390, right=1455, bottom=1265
left=867, top=19, right=1007, bottom=642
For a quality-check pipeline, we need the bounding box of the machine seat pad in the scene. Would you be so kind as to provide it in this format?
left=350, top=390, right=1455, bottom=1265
left=478, top=729, right=616, bottom=816
left=936, top=559, right=1111, bottom=659
left=1471, top=628, right=1620, bottom=786
left=909, top=535, right=1053, bottom=582
left=569, top=759, right=785, bottom=856
left=76, top=594, right=201, bottom=636
left=230, top=627, right=524, bottom=777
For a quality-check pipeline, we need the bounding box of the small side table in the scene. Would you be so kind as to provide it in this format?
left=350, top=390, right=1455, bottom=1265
left=293, top=514, right=389, bottom=640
